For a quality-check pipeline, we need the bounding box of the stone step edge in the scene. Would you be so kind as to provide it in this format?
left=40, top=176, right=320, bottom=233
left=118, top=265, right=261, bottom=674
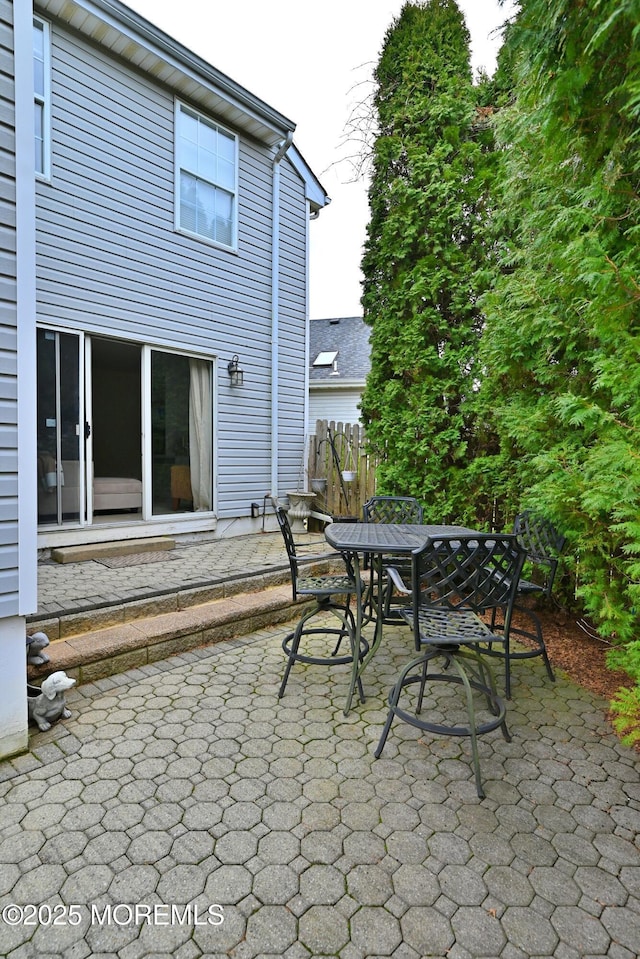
left=26, top=583, right=314, bottom=688
left=28, top=557, right=340, bottom=641
left=28, top=566, right=298, bottom=641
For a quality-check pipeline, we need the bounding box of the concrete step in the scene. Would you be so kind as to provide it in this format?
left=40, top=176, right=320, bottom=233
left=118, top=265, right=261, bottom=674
left=26, top=581, right=311, bottom=686
left=26, top=559, right=340, bottom=687
left=28, top=566, right=294, bottom=641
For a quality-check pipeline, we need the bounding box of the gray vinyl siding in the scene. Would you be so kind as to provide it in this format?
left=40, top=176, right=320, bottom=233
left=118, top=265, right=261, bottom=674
left=0, top=0, right=19, bottom=613
left=309, top=390, right=364, bottom=434
left=36, top=17, right=310, bottom=517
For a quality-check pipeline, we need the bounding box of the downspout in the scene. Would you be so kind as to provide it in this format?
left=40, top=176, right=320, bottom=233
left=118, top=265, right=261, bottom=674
left=270, top=131, right=294, bottom=498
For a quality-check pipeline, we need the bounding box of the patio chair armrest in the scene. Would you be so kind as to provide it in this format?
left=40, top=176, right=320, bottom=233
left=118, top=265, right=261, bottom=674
left=386, top=566, right=411, bottom=595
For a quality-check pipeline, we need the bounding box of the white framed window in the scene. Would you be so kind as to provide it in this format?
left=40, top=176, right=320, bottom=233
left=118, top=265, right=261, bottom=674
left=33, top=17, right=51, bottom=179
left=175, top=102, right=237, bottom=249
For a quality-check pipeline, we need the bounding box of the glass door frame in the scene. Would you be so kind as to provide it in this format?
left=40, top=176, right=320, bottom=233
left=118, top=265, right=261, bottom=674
left=142, top=344, right=216, bottom=520
left=36, top=326, right=89, bottom=528
left=83, top=335, right=93, bottom=526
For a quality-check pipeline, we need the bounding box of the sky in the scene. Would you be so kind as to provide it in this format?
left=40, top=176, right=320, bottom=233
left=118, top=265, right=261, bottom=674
left=125, top=0, right=516, bottom=319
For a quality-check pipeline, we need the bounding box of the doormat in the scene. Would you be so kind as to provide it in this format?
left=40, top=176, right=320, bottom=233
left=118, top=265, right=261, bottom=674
left=97, top=551, right=179, bottom=569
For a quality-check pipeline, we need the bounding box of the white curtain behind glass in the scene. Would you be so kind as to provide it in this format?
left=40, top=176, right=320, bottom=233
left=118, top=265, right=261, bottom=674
left=188, top=359, right=212, bottom=510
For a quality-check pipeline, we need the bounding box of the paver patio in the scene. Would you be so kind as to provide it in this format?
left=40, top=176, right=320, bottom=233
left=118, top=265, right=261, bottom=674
left=2, top=611, right=639, bottom=958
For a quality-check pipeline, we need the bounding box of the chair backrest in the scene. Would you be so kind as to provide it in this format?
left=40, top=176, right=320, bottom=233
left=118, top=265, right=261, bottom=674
left=513, top=510, right=565, bottom=596
left=275, top=506, right=300, bottom=598
left=363, top=496, right=423, bottom=525
left=411, top=534, right=527, bottom=626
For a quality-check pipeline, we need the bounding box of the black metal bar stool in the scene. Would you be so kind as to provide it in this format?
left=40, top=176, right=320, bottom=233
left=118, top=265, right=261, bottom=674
left=362, top=496, right=424, bottom=621
left=488, top=510, right=565, bottom=697
left=375, top=533, right=526, bottom=798
left=276, top=507, right=369, bottom=702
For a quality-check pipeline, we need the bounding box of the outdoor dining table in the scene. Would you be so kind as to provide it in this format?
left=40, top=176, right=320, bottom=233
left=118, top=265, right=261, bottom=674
left=324, top=522, right=482, bottom=714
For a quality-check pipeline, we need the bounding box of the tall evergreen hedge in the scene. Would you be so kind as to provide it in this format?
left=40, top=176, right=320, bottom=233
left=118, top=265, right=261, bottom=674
left=361, top=0, right=640, bottom=739
left=360, top=0, right=499, bottom=526
left=478, top=0, right=640, bottom=739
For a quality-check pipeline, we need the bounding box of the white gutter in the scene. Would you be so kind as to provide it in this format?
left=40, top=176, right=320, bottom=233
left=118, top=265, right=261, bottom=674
left=270, top=132, right=294, bottom=497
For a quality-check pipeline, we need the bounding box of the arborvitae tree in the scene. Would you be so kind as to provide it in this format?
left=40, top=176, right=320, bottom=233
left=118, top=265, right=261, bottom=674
left=360, top=0, right=499, bottom=525
left=479, top=0, right=640, bottom=738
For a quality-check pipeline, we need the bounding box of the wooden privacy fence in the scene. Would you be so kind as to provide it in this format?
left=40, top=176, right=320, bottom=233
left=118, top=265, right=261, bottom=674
left=308, top=420, right=378, bottom=520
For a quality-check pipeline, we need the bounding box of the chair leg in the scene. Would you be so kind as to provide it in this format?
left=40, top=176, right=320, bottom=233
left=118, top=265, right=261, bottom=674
left=280, top=598, right=368, bottom=704
left=450, top=656, right=485, bottom=798
left=278, top=618, right=306, bottom=699
left=484, top=602, right=556, bottom=697
left=331, top=601, right=355, bottom=656
left=374, top=670, right=404, bottom=759
left=375, top=647, right=509, bottom=799
left=416, top=657, right=429, bottom=714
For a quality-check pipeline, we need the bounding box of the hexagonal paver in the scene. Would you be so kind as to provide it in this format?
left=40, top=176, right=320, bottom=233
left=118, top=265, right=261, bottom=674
left=253, top=864, right=299, bottom=904
left=156, top=864, right=207, bottom=902
left=501, top=906, right=559, bottom=955
left=213, top=831, right=258, bottom=865
left=243, top=904, right=297, bottom=953
left=351, top=906, right=402, bottom=955
left=204, top=863, right=253, bottom=904
left=299, top=904, right=349, bottom=953
left=346, top=864, right=394, bottom=906
left=451, top=906, right=507, bottom=956
left=257, top=831, right=300, bottom=864
left=2, top=608, right=639, bottom=959
left=127, top=831, right=173, bottom=864
left=438, top=864, right=487, bottom=905
left=552, top=906, right=612, bottom=954
left=400, top=906, right=455, bottom=956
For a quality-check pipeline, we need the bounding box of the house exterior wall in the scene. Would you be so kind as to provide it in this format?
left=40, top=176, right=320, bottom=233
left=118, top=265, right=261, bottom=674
left=0, top=0, right=20, bottom=617
left=35, top=7, right=311, bottom=532
left=0, top=0, right=36, bottom=759
left=309, top=388, right=364, bottom=434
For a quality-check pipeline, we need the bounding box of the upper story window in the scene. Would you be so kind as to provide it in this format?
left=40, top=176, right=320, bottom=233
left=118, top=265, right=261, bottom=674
left=33, top=17, right=51, bottom=178
left=175, top=103, right=237, bottom=249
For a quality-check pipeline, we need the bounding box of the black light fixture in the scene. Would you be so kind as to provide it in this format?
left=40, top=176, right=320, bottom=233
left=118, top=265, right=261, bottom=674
left=227, top=354, right=244, bottom=386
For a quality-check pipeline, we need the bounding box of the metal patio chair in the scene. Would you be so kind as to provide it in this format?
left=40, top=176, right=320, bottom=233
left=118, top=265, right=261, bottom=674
left=363, top=496, right=424, bottom=620
left=488, top=510, right=566, bottom=697
left=375, top=533, right=527, bottom=798
left=362, top=496, right=424, bottom=526
left=275, top=506, right=369, bottom=703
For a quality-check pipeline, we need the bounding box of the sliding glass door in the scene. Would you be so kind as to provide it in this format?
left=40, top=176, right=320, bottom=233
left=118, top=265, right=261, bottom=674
left=37, top=330, right=214, bottom=528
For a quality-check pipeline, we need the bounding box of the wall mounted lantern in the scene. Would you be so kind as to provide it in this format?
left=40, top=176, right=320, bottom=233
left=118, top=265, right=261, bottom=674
left=227, top=354, right=244, bottom=386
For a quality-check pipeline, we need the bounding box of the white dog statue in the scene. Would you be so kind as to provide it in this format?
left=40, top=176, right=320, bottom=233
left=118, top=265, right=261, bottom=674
left=27, top=671, right=76, bottom=731
left=26, top=630, right=50, bottom=666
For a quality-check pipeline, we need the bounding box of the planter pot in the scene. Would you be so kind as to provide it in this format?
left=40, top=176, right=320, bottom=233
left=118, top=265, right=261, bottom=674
left=286, top=491, right=316, bottom=534
left=311, top=478, right=327, bottom=494
left=341, top=470, right=357, bottom=483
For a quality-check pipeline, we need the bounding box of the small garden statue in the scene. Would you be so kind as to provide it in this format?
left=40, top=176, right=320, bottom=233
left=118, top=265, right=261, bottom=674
left=27, top=671, right=76, bottom=731
left=26, top=630, right=50, bottom=666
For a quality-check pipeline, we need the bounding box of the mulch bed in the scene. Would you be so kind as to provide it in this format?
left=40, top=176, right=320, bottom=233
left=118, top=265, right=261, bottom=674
left=512, top=602, right=637, bottom=747
left=518, top=604, right=630, bottom=701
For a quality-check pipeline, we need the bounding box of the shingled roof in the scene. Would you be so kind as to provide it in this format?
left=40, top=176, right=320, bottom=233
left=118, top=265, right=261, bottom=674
left=309, top=316, right=371, bottom=383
